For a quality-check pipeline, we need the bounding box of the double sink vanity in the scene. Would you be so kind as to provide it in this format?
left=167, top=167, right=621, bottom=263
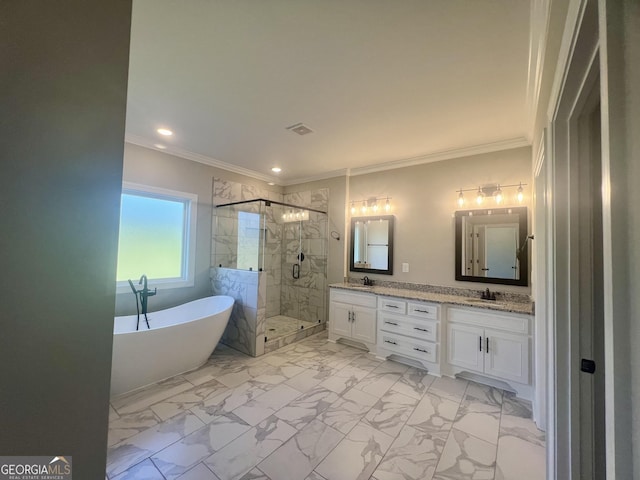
left=335, top=206, right=534, bottom=399
left=328, top=282, right=535, bottom=400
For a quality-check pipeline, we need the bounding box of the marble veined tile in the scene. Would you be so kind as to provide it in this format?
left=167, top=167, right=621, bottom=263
left=152, top=413, right=251, bottom=479
left=318, top=387, right=378, bottom=435
left=433, top=429, right=496, bottom=480
left=184, top=362, right=229, bottom=387
left=205, top=415, right=297, bottom=480
left=151, top=379, right=229, bottom=421
left=258, top=419, right=343, bottom=480
left=452, top=396, right=502, bottom=445
left=499, top=393, right=545, bottom=447
left=315, top=422, right=394, bottom=480
left=111, top=376, right=193, bottom=415
left=406, top=392, right=459, bottom=438
left=108, top=409, right=160, bottom=447
left=494, top=435, right=545, bottom=480
left=285, top=368, right=335, bottom=393
left=106, top=412, right=204, bottom=478
left=353, top=371, right=402, bottom=398
left=305, top=473, right=327, bottom=480
left=427, top=376, right=468, bottom=403
left=345, top=353, right=383, bottom=372
left=112, top=458, right=165, bottom=480
left=362, top=390, right=419, bottom=437
left=390, top=367, right=436, bottom=400
left=275, top=386, right=339, bottom=430
left=109, top=404, right=120, bottom=421
left=372, top=425, right=447, bottom=480
left=238, top=468, right=270, bottom=479
left=233, top=384, right=302, bottom=426
left=318, top=365, right=371, bottom=395
left=190, top=380, right=275, bottom=424
left=372, top=360, right=410, bottom=375
left=463, top=382, right=503, bottom=407
left=176, top=463, right=221, bottom=480
left=252, top=364, right=306, bottom=385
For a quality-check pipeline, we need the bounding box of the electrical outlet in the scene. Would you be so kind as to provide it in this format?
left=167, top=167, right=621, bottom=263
left=402, top=262, right=409, bottom=273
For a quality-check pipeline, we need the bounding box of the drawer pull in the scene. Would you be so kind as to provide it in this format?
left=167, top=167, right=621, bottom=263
left=385, top=304, right=399, bottom=309
left=384, top=340, right=398, bottom=345
left=413, top=327, right=430, bottom=332
left=413, top=347, right=430, bottom=354
left=414, top=309, right=430, bottom=314
left=385, top=321, right=399, bottom=326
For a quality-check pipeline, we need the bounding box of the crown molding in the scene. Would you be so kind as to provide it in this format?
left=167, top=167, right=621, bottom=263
left=526, top=0, right=551, bottom=140
left=346, top=137, right=531, bottom=177
left=125, top=134, right=531, bottom=187
left=125, top=134, right=280, bottom=185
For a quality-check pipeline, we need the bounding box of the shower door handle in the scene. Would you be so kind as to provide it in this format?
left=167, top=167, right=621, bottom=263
left=292, top=263, right=300, bottom=279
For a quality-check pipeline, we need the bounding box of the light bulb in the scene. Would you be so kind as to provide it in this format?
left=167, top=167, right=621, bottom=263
left=476, top=187, right=484, bottom=205
left=517, top=183, right=524, bottom=203
left=350, top=202, right=356, bottom=214
left=361, top=201, right=367, bottom=214
left=372, top=201, right=378, bottom=212
left=457, top=190, right=465, bottom=207
left=385, top=198, right=391, bottom=212
left=494, top=185, right=503, bottom=204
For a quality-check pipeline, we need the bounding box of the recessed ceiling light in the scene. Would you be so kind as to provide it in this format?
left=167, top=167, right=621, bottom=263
left=157, top=128, right=173, bottom=136
left=267, top=182, right=275, bottom=186
left=271, top=167, right=282, bottom=173
left=154, top=144, right=167, bottom=149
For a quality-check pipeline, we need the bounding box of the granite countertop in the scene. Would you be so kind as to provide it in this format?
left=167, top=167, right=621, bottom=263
left=329, top=283, right=534, bottom=315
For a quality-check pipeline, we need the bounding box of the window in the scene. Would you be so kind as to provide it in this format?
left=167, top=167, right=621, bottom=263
left=116, top=182, right=197, bottom=291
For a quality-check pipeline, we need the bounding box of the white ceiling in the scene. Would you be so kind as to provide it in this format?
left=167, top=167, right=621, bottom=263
left=125, top=0, right=532, bottom=184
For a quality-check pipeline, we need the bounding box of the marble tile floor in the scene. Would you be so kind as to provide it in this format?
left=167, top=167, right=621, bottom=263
left=106, top=331, right=545, bottom=480
left=265, top=315, right=318, bottom=341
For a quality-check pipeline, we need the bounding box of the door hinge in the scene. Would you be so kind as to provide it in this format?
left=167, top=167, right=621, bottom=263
left=581, top=358, right=596, bottom=374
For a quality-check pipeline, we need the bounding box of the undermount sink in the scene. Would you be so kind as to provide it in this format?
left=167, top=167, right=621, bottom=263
left=344, top=285, right=373, bottom=290
left=465, top=298, right=499, bottom=304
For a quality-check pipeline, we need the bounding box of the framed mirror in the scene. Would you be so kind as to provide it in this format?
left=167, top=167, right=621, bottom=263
left=350, top=215, right=394, bottom=275
left=455, top=207, right=529, bottom=286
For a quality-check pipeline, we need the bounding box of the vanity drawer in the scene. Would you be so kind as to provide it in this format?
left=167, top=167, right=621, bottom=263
left=379, top=333, right=437, bottom=364
left=448, top=307, right=530, bottom=335
left=407, top=302, right=438, bottom=320
left=378, top=312, right=438, bottom=342
left=378, top=297, right=407, bottom=314
left=331, top=290, right=377, bottom=308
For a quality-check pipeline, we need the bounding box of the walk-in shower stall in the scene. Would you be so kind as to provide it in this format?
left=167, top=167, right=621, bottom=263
left=211, top=197, right=328, bottom=355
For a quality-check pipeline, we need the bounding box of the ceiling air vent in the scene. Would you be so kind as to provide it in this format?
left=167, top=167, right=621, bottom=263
left=286, top=123, right=314, bottom=136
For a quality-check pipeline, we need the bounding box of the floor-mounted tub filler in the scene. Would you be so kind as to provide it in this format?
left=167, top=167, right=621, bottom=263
left=110, top=295, right=234, bottom=396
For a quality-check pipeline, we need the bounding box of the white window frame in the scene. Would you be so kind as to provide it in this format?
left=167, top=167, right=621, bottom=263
left=116, top=181, right=198, bottom=293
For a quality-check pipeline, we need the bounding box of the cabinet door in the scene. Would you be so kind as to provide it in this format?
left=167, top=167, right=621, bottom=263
left=484, top=329, right=530, bottom=384
left=330, top=302, right=352, bottom=338
left=351, top=305, right=376, bottom=344
left=447, top=323, right=484, bottom=373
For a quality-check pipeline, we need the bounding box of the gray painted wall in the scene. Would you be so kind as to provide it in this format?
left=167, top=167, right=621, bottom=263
left=0, top=2, right=131, bottom=477
left=348, top=147, right=532, bottom=292
left=116, top=143, right=282, bottom=316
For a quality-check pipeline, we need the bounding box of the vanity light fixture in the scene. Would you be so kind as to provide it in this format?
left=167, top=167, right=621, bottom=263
left=349, top=197, right=392, bottom=216
left=517, top=183, right=524, bottom=203
left=455, top=183, right=527, bottom=207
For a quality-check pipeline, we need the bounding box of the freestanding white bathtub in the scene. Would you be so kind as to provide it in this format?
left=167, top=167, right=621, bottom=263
left=110, top=295, right=234, bottom=396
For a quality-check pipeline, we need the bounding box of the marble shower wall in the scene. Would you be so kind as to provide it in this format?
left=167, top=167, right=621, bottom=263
left=211, top=178, right=328, bottom=356
left=281, top=189, right=329, bottom=325
left=209, top=267, right=266, bottom=357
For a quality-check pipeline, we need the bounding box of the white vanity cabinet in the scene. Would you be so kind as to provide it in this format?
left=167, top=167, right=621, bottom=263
left=329, top=289, right=377, bottom=351
left=377, top=297, right=441, bottom=373
left=446, top=307, right=531, bottom=388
